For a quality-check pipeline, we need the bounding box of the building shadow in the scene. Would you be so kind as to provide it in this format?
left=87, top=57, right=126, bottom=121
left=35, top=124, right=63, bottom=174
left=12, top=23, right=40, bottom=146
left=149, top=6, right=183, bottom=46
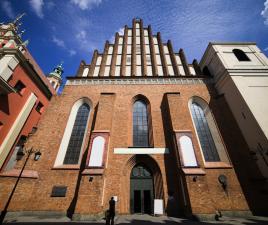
left=66, top=103, right=99, bottom=218
left=160, top=94, right=191, bottom=218
left=4, top=215, right=268, bottom=225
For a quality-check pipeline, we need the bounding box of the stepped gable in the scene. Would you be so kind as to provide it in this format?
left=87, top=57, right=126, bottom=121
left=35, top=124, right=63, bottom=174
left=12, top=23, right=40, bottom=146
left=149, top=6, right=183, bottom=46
left=75, top=18, right=204, bottom=78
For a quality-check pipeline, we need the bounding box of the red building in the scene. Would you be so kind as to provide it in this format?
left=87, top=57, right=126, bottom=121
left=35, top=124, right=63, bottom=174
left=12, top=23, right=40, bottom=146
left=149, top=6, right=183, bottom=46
left=0, top=15, right=57, bottom=175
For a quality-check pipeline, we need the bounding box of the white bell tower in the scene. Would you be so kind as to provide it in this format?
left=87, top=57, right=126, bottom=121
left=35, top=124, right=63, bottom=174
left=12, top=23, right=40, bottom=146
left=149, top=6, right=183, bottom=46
left=200, top=42, right=268, bottom=178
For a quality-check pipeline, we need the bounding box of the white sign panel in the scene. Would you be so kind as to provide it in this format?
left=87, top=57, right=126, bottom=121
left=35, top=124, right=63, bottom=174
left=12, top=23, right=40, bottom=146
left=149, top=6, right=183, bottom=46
left=154, top=199, right=164, bottom=215
left=113, top=196, right=118, bottom=202
left=114, top=148, right=169, bottom=154
left=179, top=136, right=198, bottom=167
left=88, top=136, right=105, bottom=167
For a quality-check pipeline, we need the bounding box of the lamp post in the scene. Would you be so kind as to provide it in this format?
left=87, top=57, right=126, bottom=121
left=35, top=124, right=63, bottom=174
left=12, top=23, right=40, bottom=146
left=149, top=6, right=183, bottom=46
left=0, top=147, right=41, bottom=223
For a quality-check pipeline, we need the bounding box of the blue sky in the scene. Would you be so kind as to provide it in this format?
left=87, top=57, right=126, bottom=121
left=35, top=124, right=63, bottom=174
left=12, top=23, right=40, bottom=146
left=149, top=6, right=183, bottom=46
left=1, top=0, right=268, bottom=85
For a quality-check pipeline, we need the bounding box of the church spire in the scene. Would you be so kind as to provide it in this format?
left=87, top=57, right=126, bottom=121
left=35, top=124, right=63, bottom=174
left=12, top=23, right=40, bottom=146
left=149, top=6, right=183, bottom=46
left=0, top=13, right=27, bottom=52
left=47, top=62, right=63, bottom=93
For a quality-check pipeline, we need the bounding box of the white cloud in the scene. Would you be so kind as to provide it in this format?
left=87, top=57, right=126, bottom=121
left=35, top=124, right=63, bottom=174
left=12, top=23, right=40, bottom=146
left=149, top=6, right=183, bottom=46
left=46, top=2, right=97, bottom=54
left=118, top=28, right=124, bottom=35
left=69, top=49, right=77, bottom=56
left=1, top=0, right=15, bottom=19
left=52, top=36, right=77, bottom=57
left=264, top=47, right=268, bottom=51
left=52, top=36, right=65, bottom=48
left=70, top=0, right=102, bottom=10
left=75, top=30, right=92, bottom=47
left=74, top=28, right=96, bottom=51
left=261, top=0, right=268, bottom=25
left=76, top=30, right=87, bottom=40
left=109, top=27, right=124, bottom=43
left=29, top=0, right=44, bottom=18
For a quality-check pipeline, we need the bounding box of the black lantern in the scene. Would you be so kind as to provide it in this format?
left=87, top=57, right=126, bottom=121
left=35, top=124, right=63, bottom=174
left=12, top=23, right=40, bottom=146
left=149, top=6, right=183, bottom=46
left=34, top=150, right=41, bottom=161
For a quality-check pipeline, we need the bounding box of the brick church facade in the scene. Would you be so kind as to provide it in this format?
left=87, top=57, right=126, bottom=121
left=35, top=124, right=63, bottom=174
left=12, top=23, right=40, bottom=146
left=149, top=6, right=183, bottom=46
left=1, top=18, right=268, bottom=221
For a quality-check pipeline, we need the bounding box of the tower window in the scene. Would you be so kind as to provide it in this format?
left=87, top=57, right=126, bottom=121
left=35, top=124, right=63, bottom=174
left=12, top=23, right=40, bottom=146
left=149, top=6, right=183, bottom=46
left=36, top=102, right=44, bottom=113
left=14, top=80, right=26, bottom=94
left=233, top=49, right=250, bottom=61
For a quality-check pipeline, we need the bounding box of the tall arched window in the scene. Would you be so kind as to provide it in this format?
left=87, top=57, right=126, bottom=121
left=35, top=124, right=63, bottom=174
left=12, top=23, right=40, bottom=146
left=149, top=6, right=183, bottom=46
left=133, top=100, right=149, bottom=147
left=63, top=103, right=90, bottom=164
left=190, top=101, right=220, bottom=162
left=54, top=98, right=91, bottom=167
left=233, top=49, right=250, bottom=61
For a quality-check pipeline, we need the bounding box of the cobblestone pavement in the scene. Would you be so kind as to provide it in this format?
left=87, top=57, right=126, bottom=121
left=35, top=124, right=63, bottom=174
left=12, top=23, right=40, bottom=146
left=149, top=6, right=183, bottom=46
left=3, top=214, right=268, bottom=225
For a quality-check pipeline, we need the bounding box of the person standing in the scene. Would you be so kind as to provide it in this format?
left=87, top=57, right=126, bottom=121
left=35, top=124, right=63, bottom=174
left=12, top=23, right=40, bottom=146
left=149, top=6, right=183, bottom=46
left=108, top=197, right=116, bottom=225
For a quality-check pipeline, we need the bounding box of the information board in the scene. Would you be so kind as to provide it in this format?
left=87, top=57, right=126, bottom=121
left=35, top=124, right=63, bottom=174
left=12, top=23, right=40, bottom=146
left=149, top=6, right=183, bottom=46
left=154, top=199, right=163, bottom=215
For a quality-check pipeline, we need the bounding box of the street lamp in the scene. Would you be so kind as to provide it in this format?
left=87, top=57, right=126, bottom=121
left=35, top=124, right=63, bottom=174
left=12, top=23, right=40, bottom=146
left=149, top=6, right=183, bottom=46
left=34, top=150, right=41, bottom=161
left=16, top=147, right=41, bottom=161
left=0, top=147, right=41, bottom=223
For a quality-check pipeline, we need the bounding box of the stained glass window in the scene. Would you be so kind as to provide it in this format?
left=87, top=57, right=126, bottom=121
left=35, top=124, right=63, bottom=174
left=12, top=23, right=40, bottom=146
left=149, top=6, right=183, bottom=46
left=63, top=103, right=90, bottom=164
left=190, top=102, right=220, bottom=162
left=133, top=100, right=149, bottom=147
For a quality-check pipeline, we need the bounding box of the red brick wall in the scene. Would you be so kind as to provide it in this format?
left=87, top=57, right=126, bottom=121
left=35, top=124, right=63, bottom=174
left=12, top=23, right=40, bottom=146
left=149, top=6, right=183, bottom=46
left=0, top=81, right=254, bottom=217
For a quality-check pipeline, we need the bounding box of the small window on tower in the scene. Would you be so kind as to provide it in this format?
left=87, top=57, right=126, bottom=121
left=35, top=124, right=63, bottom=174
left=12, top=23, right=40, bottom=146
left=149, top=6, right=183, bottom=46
left=36, top=102, right=44, bottom=113
left=233, top=49, right=250, bottom=61
left=14, top=80, right=26, bottom=95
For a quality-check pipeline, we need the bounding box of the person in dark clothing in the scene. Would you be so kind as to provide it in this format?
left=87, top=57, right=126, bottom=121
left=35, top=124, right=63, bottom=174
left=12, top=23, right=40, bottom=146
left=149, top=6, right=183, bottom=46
left=105, top=209, right=110, bottom=225
left=108, top=197, right=116, bottom=225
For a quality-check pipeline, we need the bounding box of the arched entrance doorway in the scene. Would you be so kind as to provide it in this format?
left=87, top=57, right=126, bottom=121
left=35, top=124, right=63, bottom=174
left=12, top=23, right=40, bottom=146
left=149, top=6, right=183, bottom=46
left=120, top=155, right=164, bottom=214
left=130, top=164, right=154, bottom=214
